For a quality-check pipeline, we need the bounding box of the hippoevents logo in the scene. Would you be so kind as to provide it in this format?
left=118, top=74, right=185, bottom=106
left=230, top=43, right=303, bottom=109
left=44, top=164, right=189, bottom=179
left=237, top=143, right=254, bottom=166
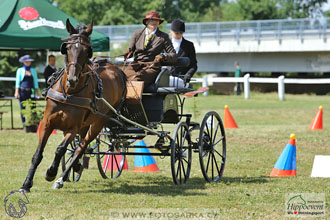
left=286, top=193, right=325, bottom=217
left=4, top=190, right=29, bottom=218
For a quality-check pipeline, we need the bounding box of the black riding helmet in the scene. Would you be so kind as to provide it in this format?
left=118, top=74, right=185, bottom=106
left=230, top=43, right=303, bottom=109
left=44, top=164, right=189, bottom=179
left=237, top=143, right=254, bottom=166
left=171, top=19, right=185, bottom=33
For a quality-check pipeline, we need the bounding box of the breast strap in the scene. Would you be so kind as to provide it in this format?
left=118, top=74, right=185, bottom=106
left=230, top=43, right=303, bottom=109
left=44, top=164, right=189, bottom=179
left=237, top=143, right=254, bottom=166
left=46, top=88, right=95, bottom=113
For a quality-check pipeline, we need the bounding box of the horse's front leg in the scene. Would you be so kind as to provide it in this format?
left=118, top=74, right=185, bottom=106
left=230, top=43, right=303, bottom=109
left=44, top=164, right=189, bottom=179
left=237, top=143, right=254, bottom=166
left=45, top=132, right=77, bottom=182
left=52, top=122, right=105, bottom=189
left=20, top=120, right=53, bottom=193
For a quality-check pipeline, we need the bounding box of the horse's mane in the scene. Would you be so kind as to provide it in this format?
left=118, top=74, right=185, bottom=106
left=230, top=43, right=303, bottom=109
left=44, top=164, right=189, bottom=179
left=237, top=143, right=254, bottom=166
left=76, top=24, right=91, bottom=38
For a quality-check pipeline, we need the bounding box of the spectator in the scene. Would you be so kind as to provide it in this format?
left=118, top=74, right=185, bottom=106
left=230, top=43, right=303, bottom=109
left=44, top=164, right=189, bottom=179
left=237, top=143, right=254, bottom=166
left=15, top=55, right=40, bottom=125
left=234, top=61, right=242, bottom=95
left=43, top=55, right=56, bottom=87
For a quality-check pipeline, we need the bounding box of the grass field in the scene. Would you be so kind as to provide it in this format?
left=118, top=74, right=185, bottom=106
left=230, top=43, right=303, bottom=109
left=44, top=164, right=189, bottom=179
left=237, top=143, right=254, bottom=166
left=0, top=93, right=329, bottom=219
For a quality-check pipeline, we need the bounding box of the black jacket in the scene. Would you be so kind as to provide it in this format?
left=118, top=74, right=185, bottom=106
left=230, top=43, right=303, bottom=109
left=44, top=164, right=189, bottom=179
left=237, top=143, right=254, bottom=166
left=43, top=65, right=56, bottom=87
left=174, top=37, right=198, bottom=80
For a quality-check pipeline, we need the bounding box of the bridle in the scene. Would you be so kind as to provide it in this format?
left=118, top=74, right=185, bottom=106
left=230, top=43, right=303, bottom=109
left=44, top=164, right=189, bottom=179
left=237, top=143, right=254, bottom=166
left=61, top=33, right=94, bottom=79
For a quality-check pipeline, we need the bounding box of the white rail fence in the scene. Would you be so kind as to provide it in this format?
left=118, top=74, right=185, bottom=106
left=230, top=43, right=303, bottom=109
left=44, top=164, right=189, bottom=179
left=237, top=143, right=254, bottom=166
left=191, top=74, right=330, bottom=101
left=2, top=75, right=330, bottom=101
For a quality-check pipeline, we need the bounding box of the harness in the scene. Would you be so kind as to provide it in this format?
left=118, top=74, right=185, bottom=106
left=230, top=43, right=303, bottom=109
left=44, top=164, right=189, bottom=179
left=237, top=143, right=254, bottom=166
left=46, top=33, right=126, bottom=119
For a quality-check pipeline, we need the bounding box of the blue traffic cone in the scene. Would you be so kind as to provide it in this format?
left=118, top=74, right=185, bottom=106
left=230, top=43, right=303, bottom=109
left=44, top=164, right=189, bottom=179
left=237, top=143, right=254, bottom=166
left=134, top=140, right=159, bottom=172
left=270, top=134, right=297, bottom=177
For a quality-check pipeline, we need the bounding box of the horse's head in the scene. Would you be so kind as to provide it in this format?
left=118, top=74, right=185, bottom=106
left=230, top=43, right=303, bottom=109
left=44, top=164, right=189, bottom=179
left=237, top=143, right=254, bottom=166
left=61, top=19, right=93, bottom=89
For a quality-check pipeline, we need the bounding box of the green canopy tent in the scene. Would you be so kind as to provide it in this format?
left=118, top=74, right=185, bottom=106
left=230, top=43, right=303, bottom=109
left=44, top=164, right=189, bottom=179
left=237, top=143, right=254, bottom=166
left=0, top=0, right=109, bottom=51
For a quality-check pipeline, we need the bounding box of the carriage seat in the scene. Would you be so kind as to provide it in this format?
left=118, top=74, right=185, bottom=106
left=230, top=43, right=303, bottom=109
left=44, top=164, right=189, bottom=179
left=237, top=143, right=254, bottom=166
left=143, top=57, right=193, bottom=94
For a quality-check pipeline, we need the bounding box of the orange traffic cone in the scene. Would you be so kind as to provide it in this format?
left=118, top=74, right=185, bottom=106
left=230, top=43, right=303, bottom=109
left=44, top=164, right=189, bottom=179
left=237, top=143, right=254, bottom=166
left=224, top=105, right=238, bottom=129
left=309, top=106, right=323, bottom=130
left=270, top=134, right=297, bottom=177
left=36, top=121, right=56, bottom=135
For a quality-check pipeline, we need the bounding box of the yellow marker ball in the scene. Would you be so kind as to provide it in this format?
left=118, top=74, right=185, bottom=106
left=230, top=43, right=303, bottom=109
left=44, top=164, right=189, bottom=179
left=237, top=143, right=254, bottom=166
left=319, top=106, right=323, bottom=110
left=290, top=133, right=296, bottom=139
left=225, top=105, right=228, bottom=109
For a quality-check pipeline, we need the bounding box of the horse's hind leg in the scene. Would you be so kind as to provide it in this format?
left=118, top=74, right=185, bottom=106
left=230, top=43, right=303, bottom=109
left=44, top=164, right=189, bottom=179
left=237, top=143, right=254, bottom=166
left=45, top=132, right=77, bottom=181
left=20, top=120, right=53, bottom=193
left=52, top=122, right=104, bottom=189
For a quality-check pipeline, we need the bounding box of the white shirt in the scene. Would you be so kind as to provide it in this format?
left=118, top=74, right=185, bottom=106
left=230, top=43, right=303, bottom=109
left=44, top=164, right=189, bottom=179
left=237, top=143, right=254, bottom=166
left=145, top=28, right=157, bottom=39
left=172, top=37, right=182, bottom=54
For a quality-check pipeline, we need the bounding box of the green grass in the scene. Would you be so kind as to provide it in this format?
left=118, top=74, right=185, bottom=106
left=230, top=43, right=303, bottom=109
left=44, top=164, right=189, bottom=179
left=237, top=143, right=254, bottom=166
left=0, top=93, right=329, bottom=219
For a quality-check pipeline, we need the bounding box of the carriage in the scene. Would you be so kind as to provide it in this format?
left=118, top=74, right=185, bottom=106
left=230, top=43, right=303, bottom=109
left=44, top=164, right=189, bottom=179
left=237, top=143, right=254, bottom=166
left=61, top=60, right=227, bottom=185
left=20, top=19, right=226, bottom=192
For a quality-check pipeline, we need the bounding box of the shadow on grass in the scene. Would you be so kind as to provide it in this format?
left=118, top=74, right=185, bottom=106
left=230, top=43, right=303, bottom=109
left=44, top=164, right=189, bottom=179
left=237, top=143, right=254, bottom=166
left=66, top=176, right=208, bottom=196
left=221, top=176, right=269, bottom=185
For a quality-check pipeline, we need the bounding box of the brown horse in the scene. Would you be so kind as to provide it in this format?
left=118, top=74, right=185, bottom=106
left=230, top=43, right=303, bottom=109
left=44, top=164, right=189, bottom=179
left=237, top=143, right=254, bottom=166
left=20, top=19, right=126, bottom=192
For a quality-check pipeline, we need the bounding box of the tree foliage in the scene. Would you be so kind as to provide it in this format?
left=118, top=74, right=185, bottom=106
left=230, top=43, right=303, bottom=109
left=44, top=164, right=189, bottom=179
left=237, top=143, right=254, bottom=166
left=52, top=0, right=329, bottom=25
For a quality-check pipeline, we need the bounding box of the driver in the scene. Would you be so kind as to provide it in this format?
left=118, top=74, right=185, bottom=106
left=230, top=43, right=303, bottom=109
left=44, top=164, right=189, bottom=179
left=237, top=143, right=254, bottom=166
left=123, top=10, right=177, bottom=88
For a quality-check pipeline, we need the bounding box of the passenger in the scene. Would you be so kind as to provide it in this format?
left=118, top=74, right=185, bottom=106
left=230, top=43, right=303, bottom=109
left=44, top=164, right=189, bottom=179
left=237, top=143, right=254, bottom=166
left=169, top=19, right=198, bottom=88
left=123, top=10, right=177, bottom=88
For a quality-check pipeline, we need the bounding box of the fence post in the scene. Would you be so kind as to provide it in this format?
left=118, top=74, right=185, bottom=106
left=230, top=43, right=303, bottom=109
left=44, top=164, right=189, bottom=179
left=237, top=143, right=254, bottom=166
left=202, top=75, right=208, bottom=96
left=244, top=74, right=250, bottom=100
left=278, top=75, right=285, bottom=101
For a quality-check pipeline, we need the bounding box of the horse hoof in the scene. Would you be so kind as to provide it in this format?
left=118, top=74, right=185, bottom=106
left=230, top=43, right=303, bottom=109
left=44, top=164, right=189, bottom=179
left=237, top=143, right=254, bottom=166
left=19, top=188, right=30, bottom=193
left=45, top=170, right=57, bottom=182
left=52, top=177, right=64, bottom=189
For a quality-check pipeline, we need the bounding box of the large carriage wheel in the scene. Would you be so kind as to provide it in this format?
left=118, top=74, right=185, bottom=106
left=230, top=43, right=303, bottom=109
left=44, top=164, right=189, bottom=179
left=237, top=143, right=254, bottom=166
left=171, top=122, right=192, bottom=184
left=61, top=135, right=81, bottom=182
left=95, top=129, right=126, bottom=179
left=199, top=111, right=226, bottom=182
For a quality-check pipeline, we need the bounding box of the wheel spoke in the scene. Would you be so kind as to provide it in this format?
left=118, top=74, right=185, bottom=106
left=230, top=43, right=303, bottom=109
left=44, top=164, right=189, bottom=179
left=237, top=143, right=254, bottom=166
left=179, top=160, right=182, bottom=184
left=176, top=158, right=181, bottom=178
left=182, top=158, right=189, bottom=165
left=214, top=149, right=225, bottom=159
left=181, top=130, right=187, bottom=147
left=103, top=154, right=110, bottom=174
left=110, top=155, right=114, bottom=178
left=179, top=126, right=183, bottom=148
left=213, top=153, right=221, bottom=176
left=210, top=115, right=214, bottom=143
left=213, top=136, right=225, bottom=147
left=205, top=124, right=211, bottom=141
left=205, top=152, right=211, bottom=174
left=65, top=154, right=73, bottom=164
left=181, top=160, right=186, bottom=180
left=114, top=154, right=120, bottom=171
left=212, top=122, right=220, bottom=145
left=212, top=152, right=214, bottom=180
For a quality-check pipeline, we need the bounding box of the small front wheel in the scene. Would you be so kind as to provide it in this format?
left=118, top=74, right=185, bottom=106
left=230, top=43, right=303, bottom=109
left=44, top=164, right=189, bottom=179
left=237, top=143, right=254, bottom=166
left=171, top=122, right=192, bottom=184
left=199, top=111, right=226, bottom=182
left=61, top=135, right=81, bottom=182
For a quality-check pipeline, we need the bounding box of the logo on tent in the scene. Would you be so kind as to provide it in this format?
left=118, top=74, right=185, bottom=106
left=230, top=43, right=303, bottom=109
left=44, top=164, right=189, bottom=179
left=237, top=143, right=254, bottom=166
left=19, top=7, right=39, bottom=21
left=17, top=7, right=65, bottom=31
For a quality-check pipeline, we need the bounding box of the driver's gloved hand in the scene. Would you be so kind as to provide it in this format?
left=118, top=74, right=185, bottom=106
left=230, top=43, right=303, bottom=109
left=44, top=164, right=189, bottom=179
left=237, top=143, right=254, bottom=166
left=183, top=74, right=191, bottom=84
left=154, top=55, right=165, bottom=66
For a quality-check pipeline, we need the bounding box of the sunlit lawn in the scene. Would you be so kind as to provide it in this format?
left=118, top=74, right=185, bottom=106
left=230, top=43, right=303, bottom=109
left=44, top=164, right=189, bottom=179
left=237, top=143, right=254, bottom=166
left=0, top=93, right=329, bottom=219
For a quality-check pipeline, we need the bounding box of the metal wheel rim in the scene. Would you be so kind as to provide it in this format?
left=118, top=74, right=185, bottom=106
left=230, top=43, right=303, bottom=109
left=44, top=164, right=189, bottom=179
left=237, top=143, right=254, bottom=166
left=171, top=122, right=192, bottom=184
left=198, top=111, right=226, bottom=182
